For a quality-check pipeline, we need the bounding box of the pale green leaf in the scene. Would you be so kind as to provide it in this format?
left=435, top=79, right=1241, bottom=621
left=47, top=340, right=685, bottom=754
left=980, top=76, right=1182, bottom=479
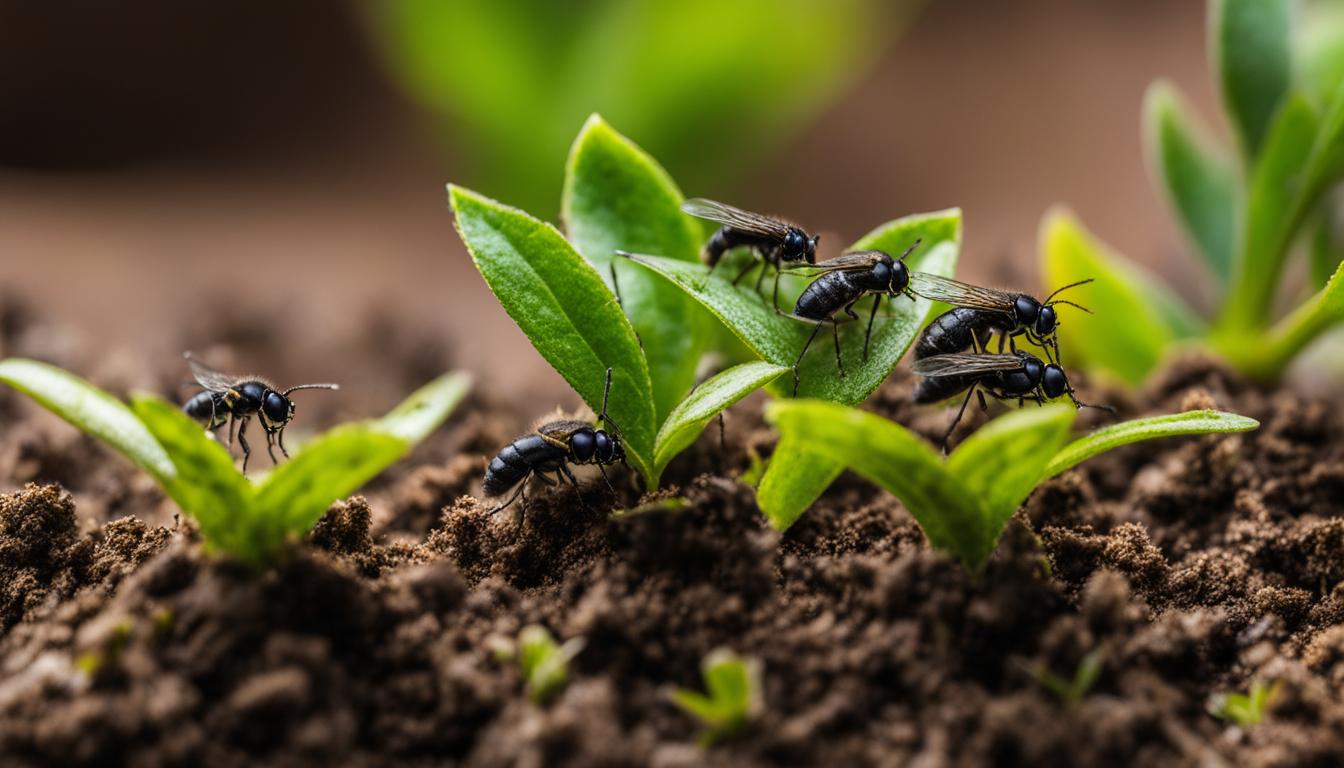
left=1044, top=409, right=1258, bottom=479
left=1213, top=0, right=1293, bottom=158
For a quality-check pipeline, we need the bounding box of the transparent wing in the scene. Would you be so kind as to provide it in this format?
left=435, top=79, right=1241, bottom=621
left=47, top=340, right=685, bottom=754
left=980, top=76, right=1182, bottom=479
left=908, top=273, right=1017, bottom=312
left=782, top=250, right=884, bottom=275
left=912, top=353, right=1027, bottom=377
left=680, top=198, right=792, bottom=238
left=183, top=352, right=243, bottom=392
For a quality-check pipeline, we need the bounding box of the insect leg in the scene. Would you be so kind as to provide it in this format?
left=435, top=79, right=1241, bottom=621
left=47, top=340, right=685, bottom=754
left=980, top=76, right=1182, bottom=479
left=277, top=427, right=290, bottom=458
left=730, top=257, right=757, bottom=287
left=558, top=463, right=579, bottom=488
left=863, top=295, right=881, bottom=362
left=237, top=417, right=252, bottom=474
left=793, top=320, right=826, bottom=396
left=976, top=389, right=990, bottom=412
left=609, top=261, right=625, bottom=308
left=597, top=462, right=618, bottom=500
left=488, top=474, right=529, bottom=514
left=831, top=319, right=845, bottom=378
left=227, top=414, right=237, bottom=452
left=940, top=383, right=978, bottom=453
left=266, top=430, right=279, bottom=465
left=772, top=266, right=784, bottom=313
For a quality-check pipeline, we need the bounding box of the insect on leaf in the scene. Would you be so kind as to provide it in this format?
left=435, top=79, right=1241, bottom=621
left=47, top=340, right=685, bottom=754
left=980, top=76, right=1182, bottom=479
left=450, top=184, right=657, bottom=481
left=1044, top=409, right=1259, bottom=479
left=0, top=358, right=176, bottom=484
left=1213, top=0, right=1293, bottom=159
left=651, top=361, right=789, bottom=484
left=563, top=115, right=712, bottom=424
left=1143, top=81, right=1240, bottom=284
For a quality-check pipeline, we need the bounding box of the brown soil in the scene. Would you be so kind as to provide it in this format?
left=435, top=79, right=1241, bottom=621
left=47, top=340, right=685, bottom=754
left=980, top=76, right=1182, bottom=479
left=2, top=304, right=1343, bottom=767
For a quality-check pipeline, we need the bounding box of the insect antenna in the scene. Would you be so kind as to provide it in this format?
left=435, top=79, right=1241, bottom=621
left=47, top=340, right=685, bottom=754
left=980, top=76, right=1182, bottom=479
left=896, top=237, right=922, bottom=262
left=1050, top=299, right=1093, bottom=314
left=1043, top=278, right=1095, bottom=303
left=596, top=367, right=624, bottom=437
left=1067, top=389, right=1116, bottom=414
left=283, top=383, right=340, bottom=395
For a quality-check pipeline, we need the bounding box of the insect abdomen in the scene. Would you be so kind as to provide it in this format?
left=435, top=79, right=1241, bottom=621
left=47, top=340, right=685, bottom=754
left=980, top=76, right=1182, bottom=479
left=913, top=373, right=976, bottom=404
left=483, top=434, right=567, bottom=497
left=705, top=227, right=772, bottom=266
left=914, top=307, right=1010, bottom=359
left=183, top=391, right=227, bottom=427
left=794, top=272, right=863, bottom=321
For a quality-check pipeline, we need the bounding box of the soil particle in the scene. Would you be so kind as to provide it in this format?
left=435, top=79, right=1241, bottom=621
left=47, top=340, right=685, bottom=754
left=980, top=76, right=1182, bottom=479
left=0, top=484, right=91, bottom=631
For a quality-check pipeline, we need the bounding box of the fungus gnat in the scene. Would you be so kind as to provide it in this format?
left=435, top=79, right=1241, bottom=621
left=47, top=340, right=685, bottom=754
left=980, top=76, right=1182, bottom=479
left=909, top=276, right=1093, bottom=364
left=681, top=198, right=819, bottom=310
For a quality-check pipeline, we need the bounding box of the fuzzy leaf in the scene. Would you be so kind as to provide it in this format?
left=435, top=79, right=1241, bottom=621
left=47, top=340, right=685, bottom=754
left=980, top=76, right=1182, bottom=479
left=131, top=396, right=256, bottom=561
left=0, top=359, right=175, bottom=483
left=450, top=184, right=656, bottom=480
left=1221, top=96, right=1321, bottom=332
left=945, top=404, right=1075, bottom=561
left=372, top=372, right=471, bottom=444
left=1044, top=409, right=1259, bottom=479
left=754, top=433, right=844, bottom=532
left=624, top=209, right=960, bottom=404
left=1040, top=210, right=1186, bottom=385
left=1144, top=81, right=1240, bottom=283
left=1213, top=0, right=1293, bottom=159
left=651, top=361, right=788, bottom=483
left=563, top=115, right=710, bottom=423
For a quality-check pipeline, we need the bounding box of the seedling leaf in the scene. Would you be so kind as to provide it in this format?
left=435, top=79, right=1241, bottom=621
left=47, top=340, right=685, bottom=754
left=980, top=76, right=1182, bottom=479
left=624, top=209, right=960, bottom=404
left=0, top=359, right=175, bottom=483
left=450, top=184, right=656, bottom=480
left=1213, top=0, right=1292, bottom=159
left=510, top=625, right=583, bottom=705
left=1144, top=81, right=1239, bottom=283
left=1256, top=259, right=1344, bottom=376
left=755, top=433, right=844, bottom=532
left=670, top=648, right=762, bottom=747
left=563, top=114, right=710, bottom=423
left=1045, top=409, right=1258, bottom=479
left=1209, top=680, right=1279, bottom=727
left=371, top=371, right=472, bottom=444
left=651, top=361, right=789, bottom=483
left=1040, top=209, right=1188, bottom=385
left=131, top=396, right=255, bottom=559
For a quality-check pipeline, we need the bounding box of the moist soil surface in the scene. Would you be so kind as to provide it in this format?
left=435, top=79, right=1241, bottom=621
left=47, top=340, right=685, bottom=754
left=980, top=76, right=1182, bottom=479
left=2, top=302, right=1343, bottom=767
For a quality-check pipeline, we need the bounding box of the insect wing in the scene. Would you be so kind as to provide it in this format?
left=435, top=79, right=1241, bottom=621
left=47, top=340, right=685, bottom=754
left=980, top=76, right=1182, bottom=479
left=536, top=419, right=589, bottom=449
left=680, top=198, right=792, bottom=239
left=908, top=273, right=1016, bottom=312
left=184, top=353, right=243, bottom=392
left=783, top=250, right=884, bottom=275
left=912, top=353, right=1028, bottom=378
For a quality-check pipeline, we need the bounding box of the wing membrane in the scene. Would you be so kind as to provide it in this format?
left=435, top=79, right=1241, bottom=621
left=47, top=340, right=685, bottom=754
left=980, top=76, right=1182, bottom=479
left=184, top=352, right=244, bottom=392
left=912, top=353, right=1028, bottom=377
left=908, top=273, right=1016, bottom=312
left=681, top=198, right=793, bottom=238
left=783, top=250, right=884, bottom=275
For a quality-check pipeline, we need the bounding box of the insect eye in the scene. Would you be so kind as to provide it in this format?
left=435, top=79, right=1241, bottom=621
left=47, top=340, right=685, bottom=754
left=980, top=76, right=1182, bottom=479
left=872, top=261, right=891, bottom=284
left=263, top=392, right=290, bottom=423
left=571, top=430, right=596, bottom=460
left=594, top=431, right=614, bottom=462
left=1037, top=306, right=1057, bottom=334
left=1014, top=296, right=1039, bottom=323
left=1042, top=366, right=1068, bottom=398
left=785, top=230, right=805, bottom=254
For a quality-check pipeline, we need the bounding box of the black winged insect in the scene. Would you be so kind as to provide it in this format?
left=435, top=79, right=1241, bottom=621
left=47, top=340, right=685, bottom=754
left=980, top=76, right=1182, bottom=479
left=681, top=198, right=819, bottom=310
left=181, top=352, right=339, bottom=472
left=483, top=367, right=628, bottom=517
left=908, top=275, right=1094, bottom=363
left=912, top=351, right=1113, bottom=450
left=787, top=242, right=920, bottom=396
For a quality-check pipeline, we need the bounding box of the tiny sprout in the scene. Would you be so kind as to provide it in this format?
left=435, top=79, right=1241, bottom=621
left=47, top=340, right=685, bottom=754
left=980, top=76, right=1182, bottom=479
left=1208, top=680, right=1279, bottom=728
left=1029, top=648, right=1103, bottom=708
left=494, top=625, right=585, bottom=705
left=669, top=648, right=763, bottom=747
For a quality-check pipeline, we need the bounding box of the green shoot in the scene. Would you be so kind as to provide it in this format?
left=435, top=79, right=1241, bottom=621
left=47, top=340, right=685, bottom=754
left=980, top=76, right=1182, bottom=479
left=1208, top=680, right=1280, bottom=727
left=761, top=401, right=1258, bottom=570
left=1030, top=648, right=1104, bottom=708
left=0, top=358, right=469, bottom=568
left=494, top=625, right=585, bottom=705
left=669, top=648, right=763, bottom=747
left=1043, top=0, right=1344, bottom=384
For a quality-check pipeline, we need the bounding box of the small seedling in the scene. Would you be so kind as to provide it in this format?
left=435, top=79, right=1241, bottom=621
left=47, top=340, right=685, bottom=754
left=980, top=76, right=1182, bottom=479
left=493, top=625, right=585, bottom=705
left=760, top=401, right=1258, bottom=570
left=1208, top=680, right=1280, bottom=727
left=669, top=648, right=763, bottom=747
left=1042, top=0, right=1344, bottom=384
left=1030, top=648, right=1104, bottom=708
left=0, top=358, right=469, bottom=569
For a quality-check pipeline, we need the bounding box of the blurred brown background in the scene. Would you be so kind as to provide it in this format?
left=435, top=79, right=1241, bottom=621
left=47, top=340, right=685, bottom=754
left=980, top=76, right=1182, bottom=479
left=0, top=0, right=1214, bottom=404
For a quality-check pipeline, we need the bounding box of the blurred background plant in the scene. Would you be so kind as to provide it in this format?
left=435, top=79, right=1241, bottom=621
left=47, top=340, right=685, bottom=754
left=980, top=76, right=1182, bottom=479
left=364, top=0, right=913, bottom=211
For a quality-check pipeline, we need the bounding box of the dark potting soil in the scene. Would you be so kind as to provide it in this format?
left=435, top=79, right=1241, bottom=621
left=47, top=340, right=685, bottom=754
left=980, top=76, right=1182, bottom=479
left=1, top=303, right=1343, bottom=766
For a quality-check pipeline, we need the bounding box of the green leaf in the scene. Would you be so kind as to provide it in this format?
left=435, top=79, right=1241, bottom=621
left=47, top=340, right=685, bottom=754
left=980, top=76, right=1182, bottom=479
left=1300, top=2, right=1344, bottom=107
left=1220, top=96, right=1321, bottom=332
left=0, top=358, right=175, bottom=483
left=624, top=209, right=961, bottom=404
left=1310, top=204, right=1343, bottom=290
left=563, top=114, right=710, bottom=423
left=651, top=361, right=788, bottom=483
left=1143, top=81, right=1240, bottom=283
left=1213, top=0, right=1293, bottom=159
left=671, top=648, right=761, bottom=746
left=1044, top=409, right=1259, bottom=479
left=131, top=396, right=257, bottom=561
left=754, top=432, right=844, bottom=532
left=450, top=184, right=657, bottom=481
left=372, top=372, right=472, bottom=443
left=1040, top=209, right=1186, bottom=385
left=764, top=400, right=983, bottom=561
left=945, top=404, right=1075, bottom=560
left=1252, top=259, right=1344, bottom=378
left=514, top=625, right=583, bottom=705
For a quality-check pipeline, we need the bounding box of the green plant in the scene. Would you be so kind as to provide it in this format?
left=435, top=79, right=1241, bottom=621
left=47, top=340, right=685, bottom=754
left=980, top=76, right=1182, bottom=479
left=760, top=401, right=1257, bottom=570
left=669, top=648, right=762, bottom=747
left=451, top=115, right=802, bottom=488
left=1209, top=680, right=1280, bottom=727
left=493, top=625, right=585, bottom=705
left=0, top=358, right=469, bottom=568
left=1030, top=648, right=1104, bottom=708
left=1043, top=0, right=1344, bottom=384
left=365, top=0, right=911, bottom=210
